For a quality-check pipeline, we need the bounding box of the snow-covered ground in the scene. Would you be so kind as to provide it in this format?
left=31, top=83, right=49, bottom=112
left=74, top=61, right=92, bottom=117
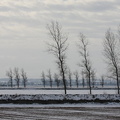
left=0, top=89, right=118, bottom=94
left=0, top=103, right=120, bottom=108
left=0, top=89, right=119, bottom=120
left=0, top=89, right=119, bottom=104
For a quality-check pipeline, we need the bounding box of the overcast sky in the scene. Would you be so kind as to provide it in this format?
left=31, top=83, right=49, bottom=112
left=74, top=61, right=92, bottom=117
left=0, top=0, right=120, bottom=78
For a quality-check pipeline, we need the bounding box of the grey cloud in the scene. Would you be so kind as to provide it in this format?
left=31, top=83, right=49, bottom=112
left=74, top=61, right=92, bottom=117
left=1, top=1, right=45, bottom=13
left=0, top=0, right=120, bottom=78
left=85, top=1, right=118, bottom=12
left=0, top=0, right=118, bottom=13
left=0, top=15, right=41, bottom=28
left=42, top=1, right=118, bottom=13
left=0, top=6, right=13, bottom=11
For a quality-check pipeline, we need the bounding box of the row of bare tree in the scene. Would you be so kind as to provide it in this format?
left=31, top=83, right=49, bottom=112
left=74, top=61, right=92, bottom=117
left=41, top=70, right=59, bottom=88
left=46, top=21, right=120, bottom=94
left=41, top=69, right=97, bottom=89
left=6, top=68, right=27, bottom=88
left=46, top=21, right=96, bottom=94
left=5, top=21, right=120, bottom=94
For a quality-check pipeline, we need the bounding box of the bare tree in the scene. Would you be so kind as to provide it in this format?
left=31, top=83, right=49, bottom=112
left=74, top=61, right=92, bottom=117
left=46, top=21, right=68, bottom=94
left=117, top=25, right=120, bottom=43
left=21, top=68, right=27, bottom=88
left=103, top=29, right=120, bottom=94
left=81, top=70, right=85, bottom=88
left=41, top=71, right=46, bottom=88
left=6, top=68, right=13, bottom=88
left=101, top=75, right=105, bottom=87
left=91, top=70, right=96, bottom=88
left=74, top=71, right=79, bottom=88
left=77, top=33, right=94, bottom=94
left=117, top=26, right=120, bottom=87
left=54, top=73, right=60, bottom=88
left=68, top=69, right=72, bottom=88
left=47, top=69, right=52, bottom=88
left=14, top=67, right=20, bottom=88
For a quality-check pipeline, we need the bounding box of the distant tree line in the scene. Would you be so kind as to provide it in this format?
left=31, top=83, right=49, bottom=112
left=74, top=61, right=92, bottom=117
left=39, top=70, right=116, bottom=90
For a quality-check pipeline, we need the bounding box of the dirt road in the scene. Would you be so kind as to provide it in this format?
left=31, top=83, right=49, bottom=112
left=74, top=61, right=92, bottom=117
left=0, top=107, right=120, bottom=120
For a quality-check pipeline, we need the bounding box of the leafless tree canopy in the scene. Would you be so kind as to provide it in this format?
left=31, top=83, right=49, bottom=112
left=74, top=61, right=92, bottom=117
left=81, top=70, right=85, bottom=88
left=78, top=33, right=94, bottom=94
left=101, top=75, right=105, bottom=87
left=74, top=71, right=79, bottom=88
left=91, top=70, right=96, bottom=88
left=41, top=71, right=46, bottom=88
left=6, top=69, right=13, bottom=88
left=117, top=25, right=120, bottom=43
left=103, top=29, right=120, bottom=94
left=47, top=21, right=68, bottom=94
left=14, top=67, right=20, bottom=88
left=47, top=69, right=52, bottom=88
left=68, top=69, right=72, bottom=88
left=54, top=73, right=60, bottom=88
left=21, top=68, right=27, bottom=88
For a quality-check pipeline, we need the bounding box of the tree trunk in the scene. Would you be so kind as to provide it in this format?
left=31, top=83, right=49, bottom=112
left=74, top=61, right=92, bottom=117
left=88, top=72, right=92, bottom=94
left=62, top=69, right=67, bottom=94
left=61, top=63, right=67, bottom=94
left=82, top=78, right=85, bottom=88
left=11, top=79, right=13, bottom=88
left=116, top=76, right=119, bottom=94
left=63, top=73, right=67, bottom=94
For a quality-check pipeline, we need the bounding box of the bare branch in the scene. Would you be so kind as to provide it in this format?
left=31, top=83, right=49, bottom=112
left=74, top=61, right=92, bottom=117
left=46, top=69, right=52, bottom=88
left=41, top=71, right=46, bottom=88
left=14, top=67, right=20, bottom=88
left=103, top=29, right=120, bottom=94
left=77, top=33, right=94, bottom=94
left=6, top=68, right=13, bottom=88
left=46, top=21, right=68, bottom=94
left=21, top=68, right=27, bottom=88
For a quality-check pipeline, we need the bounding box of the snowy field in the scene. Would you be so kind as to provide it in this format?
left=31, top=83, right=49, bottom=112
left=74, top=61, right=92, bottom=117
left=1, top=103, right=120, bottom=108
left=0, top=89, right=119, bottom=120
left=0, top=104, right=120, bottom=120
left=0, top=89, right=118, bottom=94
